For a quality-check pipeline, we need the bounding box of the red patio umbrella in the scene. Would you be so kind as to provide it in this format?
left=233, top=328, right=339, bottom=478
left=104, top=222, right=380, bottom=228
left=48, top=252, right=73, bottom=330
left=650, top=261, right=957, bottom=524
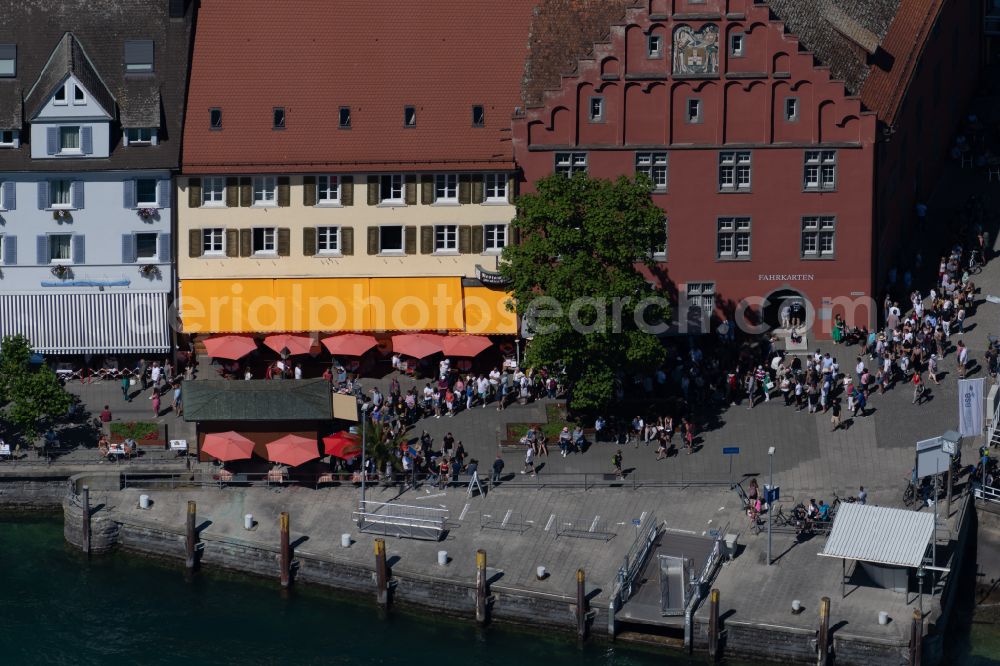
left=201, top=431, right=255, bottom=461
left=263, top=333, right=314, bottom=357
left=441, top=335, right=492, bottom=357
left=265, top=434, right=320, bottom=467
left=323, top=431, right=363, bottom=460
left=391, top=333, right=444, bottom=359
left=202, top=335, right=257, bottom=360
left=321, top=333, right=378, bottom=356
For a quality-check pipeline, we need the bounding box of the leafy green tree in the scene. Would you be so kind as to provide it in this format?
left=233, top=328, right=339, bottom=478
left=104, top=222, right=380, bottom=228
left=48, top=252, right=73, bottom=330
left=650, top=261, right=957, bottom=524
left=0, top=335, right=73, bottom=441
left=500, top=173, right=670, bottom=413
left=364, top=420, right=405, bottom=472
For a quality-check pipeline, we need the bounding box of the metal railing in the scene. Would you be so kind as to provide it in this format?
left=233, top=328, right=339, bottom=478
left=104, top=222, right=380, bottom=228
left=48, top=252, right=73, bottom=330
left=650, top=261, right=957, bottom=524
left=352, top=500, right=448, bottom=541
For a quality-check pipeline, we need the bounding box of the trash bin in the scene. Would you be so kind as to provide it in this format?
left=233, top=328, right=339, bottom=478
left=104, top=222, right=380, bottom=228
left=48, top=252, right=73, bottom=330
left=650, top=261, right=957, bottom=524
left=341, top=533, right=351, bottom=548
left=139, top=494, right=151, bottom=509
left=244, top=513, right=253, bottom=530
left=438, top=550, right=448, bottom=566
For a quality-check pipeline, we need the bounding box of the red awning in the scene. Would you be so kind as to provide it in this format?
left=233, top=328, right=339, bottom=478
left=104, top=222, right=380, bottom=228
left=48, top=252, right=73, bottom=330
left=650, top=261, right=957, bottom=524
left=441, top=335, right=492, bottom=357
left=263, top=333, right=314, bottom=356
left=203, top=335, right=257, bottom=360
left=323, top=431, right=362, bottom=460
left=265, top=434, right=320, bottom=467
left=201, top=431, right=255, bottom=461
left=391, top=333, right=444, bottom=359
left=321, top=333, right=378, bottom=356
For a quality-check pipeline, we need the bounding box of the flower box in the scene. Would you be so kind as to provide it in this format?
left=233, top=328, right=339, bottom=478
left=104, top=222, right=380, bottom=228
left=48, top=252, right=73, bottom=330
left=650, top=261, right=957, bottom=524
left=109, top=421, right=167, bottom=447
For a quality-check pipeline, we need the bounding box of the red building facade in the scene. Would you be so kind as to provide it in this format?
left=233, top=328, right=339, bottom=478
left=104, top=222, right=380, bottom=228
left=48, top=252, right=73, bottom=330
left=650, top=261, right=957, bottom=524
left=512, top=0, right=980, bottom=338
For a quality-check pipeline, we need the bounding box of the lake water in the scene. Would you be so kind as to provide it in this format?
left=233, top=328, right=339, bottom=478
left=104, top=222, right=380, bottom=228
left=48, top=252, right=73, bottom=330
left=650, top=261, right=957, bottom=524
left=0, top=516, right=696, bottom=666
left=2, top=515, right=997, bottom=665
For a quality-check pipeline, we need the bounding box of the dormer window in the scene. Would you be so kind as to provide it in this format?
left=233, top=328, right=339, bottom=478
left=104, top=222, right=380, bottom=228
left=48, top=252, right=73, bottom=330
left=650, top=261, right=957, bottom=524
left=73, top=85, right=85, bottom=105
left=472, top=105, right=485, bottom=127
left=273, top=107, right=286, bottom=130
left=124, top=40, right=154, bottom=73
left=404, top=106, right=416, bottom=128
left=339, top=106, right=351, bottom=129
left=126, top=127, right=155, bottom=146
left=0, top=130, right=17, bottom=148
left=54, top=86, right=67, bottom=105
left=209, top=108, right=222, bottom=130
left=0, top=44, right=15, bottom=77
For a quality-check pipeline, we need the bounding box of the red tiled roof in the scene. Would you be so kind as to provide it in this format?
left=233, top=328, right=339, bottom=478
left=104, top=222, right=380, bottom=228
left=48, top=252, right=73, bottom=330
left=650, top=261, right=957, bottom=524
left=182, top=0, right=538, bottom=174
left=859, top=0, right=944, bottom=126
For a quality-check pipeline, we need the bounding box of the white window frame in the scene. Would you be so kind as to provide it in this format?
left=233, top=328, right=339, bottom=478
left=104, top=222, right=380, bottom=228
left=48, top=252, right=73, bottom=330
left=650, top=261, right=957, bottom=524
left=483, top=224, right=507, bottom=253
left=379, top=225, right=405, bottom=254
left=0, top=130, right=16, bottom=147
left=652, top=217, right=668, bottom=260
left=202, top=177, right=225, bottom=207
left=72, top=84, right=86, bottom=105
left=317, top=175, right=341, bottom=205
left=686, top=98, right=702, bottom=124
left=49, top=233, right=73, bottom=263
left=636, top=152, right=668, bottom=192
left=136, top=178, right=158, bottom=207
left=484, top=173, right=508, bottom=202
left=202, top=227, right=224, bottom=255
left=784, top=97, right=799, bottom=122
left=53, top=84, right=68, bottom=106
left=252, top=227, right=277, bottom=255
left=686, top=282, right=716, bottom=311
left=253, top=176, right=277, bottom=206
left=379, top=174, right=404, bottom=204
left=316, top=225, right=341, bottom=255
left=555, top=152, right=587, bottom=177
left=126, top=127, right=154, bottom=145
left=589, top=96, right=604, bottom=122
left=803, top=150, right=837, bottom=191
left=50, top=179, right=73, bottom=209
left=434, top=174, right=458, bottom=203
left=719, top=151, right=751, bottom=191
left=717, top=217, right=751, bottom=259
left=135, top=232, right=159, bottom=261
left=801, top=216, right=836, bottom=258
left=647, top=34, right=663, bottom=58
left=729, top=33, right=744, bottom=57
left=59, top=126, right=81, bottom=154
left=434, top=224, right=458, bottom=254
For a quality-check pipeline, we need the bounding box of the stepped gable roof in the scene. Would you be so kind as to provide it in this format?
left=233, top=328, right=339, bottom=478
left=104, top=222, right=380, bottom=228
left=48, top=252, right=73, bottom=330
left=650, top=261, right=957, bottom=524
left=182, top=0, right=538, bottom=174
left=24, top=33, right=116, bottom=120
left=521, top=0, right=639, bottom=109
left=0, top=0, right=192, bottom=172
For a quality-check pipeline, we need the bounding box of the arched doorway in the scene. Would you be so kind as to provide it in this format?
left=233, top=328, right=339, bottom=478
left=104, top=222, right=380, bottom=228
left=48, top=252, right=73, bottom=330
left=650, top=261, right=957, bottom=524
left=761, top=288, right=808, bottom=332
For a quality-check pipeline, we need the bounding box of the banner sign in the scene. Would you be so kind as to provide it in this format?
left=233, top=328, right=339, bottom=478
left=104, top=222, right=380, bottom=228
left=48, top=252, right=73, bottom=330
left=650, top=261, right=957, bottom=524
left=959, top=378, right=985, bottom=437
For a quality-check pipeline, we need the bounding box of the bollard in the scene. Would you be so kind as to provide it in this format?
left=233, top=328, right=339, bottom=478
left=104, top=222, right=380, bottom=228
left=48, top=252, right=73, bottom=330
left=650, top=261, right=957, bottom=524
left=185, top=501, right=196, bottom=569
left=476, top=549, right=487, bottom=624
left=576, top=569, right=588, bottom=641
left=909, top=608, right=922, bottom=666
left=708, top=588, right=719, bottom=662
left=818, top=596, right=831, bottom=666
left=279, top=512, right=290, bottom=589
left=81, top=485, right=91, bottom=555
left=374, top=538, right=388, bottom=606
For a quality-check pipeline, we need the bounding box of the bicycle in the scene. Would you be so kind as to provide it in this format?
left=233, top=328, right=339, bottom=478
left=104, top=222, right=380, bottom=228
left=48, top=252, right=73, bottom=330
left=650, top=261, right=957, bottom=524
left=968, top=249, right=984, bottom=275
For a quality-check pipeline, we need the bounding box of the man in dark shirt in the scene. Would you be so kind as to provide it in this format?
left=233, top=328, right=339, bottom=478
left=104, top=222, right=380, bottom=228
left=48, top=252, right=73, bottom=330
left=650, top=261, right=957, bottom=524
left=491, top=454, right=505, bottom=483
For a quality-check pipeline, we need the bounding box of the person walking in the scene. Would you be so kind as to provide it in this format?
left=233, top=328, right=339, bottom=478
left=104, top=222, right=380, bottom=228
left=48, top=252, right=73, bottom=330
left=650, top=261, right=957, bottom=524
left=99, top=405, right=113, bottom=435
left=957, top=341, right=969, bottom=379
left=928, top=353, right=940, bottom=384
left=172, top=382, right=183, bottom=417
left=521, top=444, right=536, bottom=476
left=612, top=449, right=624, bottom=479
left=857, top=486, right=868, bottom=505
left=151, top=391, right=161, bottom=418
left=136, top=358, right=148, bottom=391
left=121, top=374, right=131, bottom=402
left=830, top=399, right=842, bottom=431
left=912, top=371, right=925, bottom=405
left=492, top=454, right=505, bottom=484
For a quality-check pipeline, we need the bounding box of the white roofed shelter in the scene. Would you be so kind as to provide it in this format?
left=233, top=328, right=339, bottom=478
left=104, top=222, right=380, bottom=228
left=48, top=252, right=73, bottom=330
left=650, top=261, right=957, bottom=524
left=819, top=504, right=936, bottom=596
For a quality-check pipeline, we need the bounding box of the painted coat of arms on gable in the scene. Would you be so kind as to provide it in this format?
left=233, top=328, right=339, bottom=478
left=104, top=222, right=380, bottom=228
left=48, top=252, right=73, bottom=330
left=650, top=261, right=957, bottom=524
left=673, top=24, right=719, bottom=75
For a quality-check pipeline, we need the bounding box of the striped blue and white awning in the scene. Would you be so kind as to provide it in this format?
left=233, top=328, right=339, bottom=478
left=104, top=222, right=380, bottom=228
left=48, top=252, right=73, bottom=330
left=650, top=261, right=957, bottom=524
left=0, top=292, right=171, bottom=354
